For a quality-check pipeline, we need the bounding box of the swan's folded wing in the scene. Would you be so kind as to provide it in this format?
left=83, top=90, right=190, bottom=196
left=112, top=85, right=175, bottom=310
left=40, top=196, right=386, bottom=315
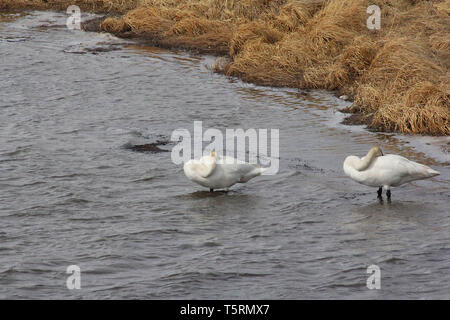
left=236, top=163, right=263, bottom=182
left=189, top=157, right=217, bottom=178
left=200, top=158, right=217, bottom=178
left=373, top=155, right=434, bottom=179
left=397, top=158, right=438, bottom=179
left=236, top=162, right=257, bottom=174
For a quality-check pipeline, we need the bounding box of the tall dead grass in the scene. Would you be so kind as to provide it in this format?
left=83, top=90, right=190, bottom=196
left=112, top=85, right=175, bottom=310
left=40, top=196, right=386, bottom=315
left=2, top=0, right=449, bottom=135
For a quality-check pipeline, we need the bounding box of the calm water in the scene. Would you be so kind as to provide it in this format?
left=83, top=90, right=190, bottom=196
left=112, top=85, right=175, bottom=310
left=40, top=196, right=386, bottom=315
left=0, top=11, right=449, bottom=299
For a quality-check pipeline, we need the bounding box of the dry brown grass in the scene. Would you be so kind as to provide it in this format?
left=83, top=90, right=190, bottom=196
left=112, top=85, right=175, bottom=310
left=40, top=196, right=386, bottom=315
left=2, top=0, right=449, bottom=135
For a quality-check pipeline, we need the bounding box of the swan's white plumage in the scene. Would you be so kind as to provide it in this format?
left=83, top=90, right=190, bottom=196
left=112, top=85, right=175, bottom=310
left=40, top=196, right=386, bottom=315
left=184, top=151, right=266, bottom=190
left=343, top=147, right=440, bottom=189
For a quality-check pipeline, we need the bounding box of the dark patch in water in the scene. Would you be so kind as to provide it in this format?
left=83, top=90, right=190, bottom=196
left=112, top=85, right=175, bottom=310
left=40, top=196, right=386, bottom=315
left=3, top=36, right=32, bottom=42
left=32, top=24, right=65, bottom=30
left=123, top=140, right=170, bottom=153
left=85, top=45, right=122, bottom=54
left=63, top=44, right=123, bottom=55
left=289, top=158, right=325, bottom=173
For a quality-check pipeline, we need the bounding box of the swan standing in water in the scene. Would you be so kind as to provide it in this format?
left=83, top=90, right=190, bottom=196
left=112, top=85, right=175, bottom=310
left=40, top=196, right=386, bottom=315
left=343, top=146, right=440, bottom=199
left=183, top=150, right=266, bottom=192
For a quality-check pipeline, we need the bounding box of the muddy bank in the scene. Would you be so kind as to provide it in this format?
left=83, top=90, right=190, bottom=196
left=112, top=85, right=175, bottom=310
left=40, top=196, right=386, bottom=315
left=0, top=0, right=138, bottom=13
left=3, top=0, right=449, bottom=135
left=81, top=16, right=230, bottom=55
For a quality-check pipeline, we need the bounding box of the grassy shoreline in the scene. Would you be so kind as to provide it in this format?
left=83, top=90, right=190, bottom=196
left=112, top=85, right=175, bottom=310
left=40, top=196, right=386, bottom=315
left=1, top=0, right=449, bottom=135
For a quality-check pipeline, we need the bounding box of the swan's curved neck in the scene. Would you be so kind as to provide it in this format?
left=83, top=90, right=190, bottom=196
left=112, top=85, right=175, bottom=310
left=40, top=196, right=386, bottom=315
left=353, top=148, right=380, bottom=171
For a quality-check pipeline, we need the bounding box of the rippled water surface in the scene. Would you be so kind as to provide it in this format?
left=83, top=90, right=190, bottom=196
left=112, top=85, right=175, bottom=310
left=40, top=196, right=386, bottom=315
left=1, top=11, right=449, bottom=299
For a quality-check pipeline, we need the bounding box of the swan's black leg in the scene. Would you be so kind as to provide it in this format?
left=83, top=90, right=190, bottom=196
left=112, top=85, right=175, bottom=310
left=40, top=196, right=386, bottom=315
left=377, top=187, right=382, bottom=198
left=209, top=188, right=214, bottom=192
left=386, top=189, right=391, bottom=199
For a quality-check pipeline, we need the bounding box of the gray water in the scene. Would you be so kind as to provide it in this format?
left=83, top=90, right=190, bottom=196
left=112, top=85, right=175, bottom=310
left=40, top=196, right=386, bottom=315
left=1, top=11, right=449, bottom=299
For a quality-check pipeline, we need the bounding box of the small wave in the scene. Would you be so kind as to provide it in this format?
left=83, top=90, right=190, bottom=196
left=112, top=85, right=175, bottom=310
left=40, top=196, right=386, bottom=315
left=160, top=271, right=271, bottom=283
left=132, top=176, right=159, bottom=182
left=1, top=146, right=32, bottom=157
left=63, top=44, right=123, bottom=55
left=48, top=173, right=90, bottom=179
left=3, top=36, right=33, bottom=42
left=381, top=257, right=408, bottom=264
left=57, top=197, right=90, bottom=205
left=288, top=158, right=326, bottom=174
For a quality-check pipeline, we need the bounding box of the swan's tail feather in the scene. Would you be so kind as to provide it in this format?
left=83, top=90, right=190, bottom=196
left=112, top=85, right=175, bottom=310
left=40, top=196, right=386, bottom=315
left=238, top=166, right=267, bottom=183
left=251, top=164, right=268, bottom=175
left=427, top=168, right=440, bottom=177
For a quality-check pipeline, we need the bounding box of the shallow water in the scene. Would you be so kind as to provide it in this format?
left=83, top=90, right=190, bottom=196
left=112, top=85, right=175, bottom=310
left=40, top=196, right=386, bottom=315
left=0, top=11, right=449, bottom=299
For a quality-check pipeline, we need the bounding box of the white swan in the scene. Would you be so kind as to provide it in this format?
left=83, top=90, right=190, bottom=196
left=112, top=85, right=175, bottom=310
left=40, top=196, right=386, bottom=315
left=343, top=146, right=440, bottom=198
left=183, top=150, right=266, bottom=191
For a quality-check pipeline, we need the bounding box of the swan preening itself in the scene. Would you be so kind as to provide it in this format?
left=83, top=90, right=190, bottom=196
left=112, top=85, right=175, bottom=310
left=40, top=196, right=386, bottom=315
left=183, top=150, right=266, bottom=191
left=343, top=146, right=440, bottom=199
